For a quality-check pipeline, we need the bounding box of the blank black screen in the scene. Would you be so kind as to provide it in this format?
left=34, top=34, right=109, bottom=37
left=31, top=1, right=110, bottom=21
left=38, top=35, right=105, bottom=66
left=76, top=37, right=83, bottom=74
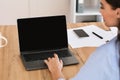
left=17, top=15, right=68, bottom=52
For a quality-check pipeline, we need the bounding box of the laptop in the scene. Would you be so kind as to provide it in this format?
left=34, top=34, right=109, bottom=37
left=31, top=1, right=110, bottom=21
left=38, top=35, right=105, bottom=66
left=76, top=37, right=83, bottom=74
left=17, top=15, right=79, bottom=71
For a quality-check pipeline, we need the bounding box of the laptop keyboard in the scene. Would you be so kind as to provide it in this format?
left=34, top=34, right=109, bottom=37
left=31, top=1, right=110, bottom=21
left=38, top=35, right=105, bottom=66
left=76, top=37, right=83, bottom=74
left=23, top=50, right=72, bottom=62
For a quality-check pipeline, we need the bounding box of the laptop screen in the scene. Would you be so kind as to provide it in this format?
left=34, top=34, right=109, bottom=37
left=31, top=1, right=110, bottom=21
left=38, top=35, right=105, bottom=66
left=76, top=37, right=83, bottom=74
left=17, top=15, right=68, bottom=52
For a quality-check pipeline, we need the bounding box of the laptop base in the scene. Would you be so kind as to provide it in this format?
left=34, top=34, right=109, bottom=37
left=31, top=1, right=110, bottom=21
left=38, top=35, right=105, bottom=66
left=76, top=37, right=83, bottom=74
left=21, top=54, right=79, bottom=71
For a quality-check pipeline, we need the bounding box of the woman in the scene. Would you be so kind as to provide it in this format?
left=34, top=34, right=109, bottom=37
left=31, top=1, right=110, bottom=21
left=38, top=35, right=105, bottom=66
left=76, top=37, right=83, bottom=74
left=44, top=0, right=120, bottom=80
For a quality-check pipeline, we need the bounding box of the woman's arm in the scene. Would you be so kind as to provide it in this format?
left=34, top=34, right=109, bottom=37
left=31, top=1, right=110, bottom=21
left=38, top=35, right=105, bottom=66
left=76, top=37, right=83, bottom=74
left=44, top=54, right=65, bottom=80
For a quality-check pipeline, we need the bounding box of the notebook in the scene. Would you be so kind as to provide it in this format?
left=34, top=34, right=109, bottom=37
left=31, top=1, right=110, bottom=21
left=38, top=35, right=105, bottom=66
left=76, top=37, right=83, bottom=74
left=17, top=15, right=79, bottom=71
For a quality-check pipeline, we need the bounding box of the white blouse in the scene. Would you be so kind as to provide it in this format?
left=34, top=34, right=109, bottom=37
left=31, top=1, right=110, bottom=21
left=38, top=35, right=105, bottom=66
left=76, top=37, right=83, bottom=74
left=71, top=36, right=119, bottom=80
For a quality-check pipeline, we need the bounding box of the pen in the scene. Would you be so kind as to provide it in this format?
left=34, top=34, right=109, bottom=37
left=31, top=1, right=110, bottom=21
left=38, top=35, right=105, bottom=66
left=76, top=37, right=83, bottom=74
left=92, top=32, right=103, bottom=39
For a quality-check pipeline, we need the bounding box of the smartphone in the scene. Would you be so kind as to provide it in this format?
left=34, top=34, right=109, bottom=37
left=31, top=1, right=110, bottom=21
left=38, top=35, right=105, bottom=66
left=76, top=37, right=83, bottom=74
left=73, top=29, right=89, bottom=37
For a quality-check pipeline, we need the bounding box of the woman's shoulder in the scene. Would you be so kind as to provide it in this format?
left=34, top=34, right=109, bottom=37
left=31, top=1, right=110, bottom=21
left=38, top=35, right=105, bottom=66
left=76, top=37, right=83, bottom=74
left=91, top=36, right=119, bottom=70
left=71, top=37, right=119, bottom=80
left=96, top=36, right=117, bottom=53
left=88, top=36, right=118, bottom=66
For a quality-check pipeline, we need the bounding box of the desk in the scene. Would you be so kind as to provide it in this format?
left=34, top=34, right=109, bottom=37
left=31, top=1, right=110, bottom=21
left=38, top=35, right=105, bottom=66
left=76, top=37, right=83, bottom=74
left=0, top=22, right=108, bottom=80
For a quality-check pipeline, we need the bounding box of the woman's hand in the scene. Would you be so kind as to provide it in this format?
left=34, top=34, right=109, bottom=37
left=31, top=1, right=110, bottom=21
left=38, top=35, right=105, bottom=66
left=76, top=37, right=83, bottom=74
left=44, top=53, right=64, bottom=80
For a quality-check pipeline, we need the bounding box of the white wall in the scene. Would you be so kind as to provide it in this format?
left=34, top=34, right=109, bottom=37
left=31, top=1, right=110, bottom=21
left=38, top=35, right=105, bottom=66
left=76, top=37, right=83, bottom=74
left=30, top=0, right=70, bottom=21
left=0, top=0, right=29, bottom=25
left=0, top=0, right=70, bottom=25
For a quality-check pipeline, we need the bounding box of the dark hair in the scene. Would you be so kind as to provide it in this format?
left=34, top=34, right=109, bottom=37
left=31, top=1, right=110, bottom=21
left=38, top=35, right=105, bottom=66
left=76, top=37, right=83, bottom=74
left=106, top=0, right=120, bottom=67
left=106, top=0, right=120, bottom=9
